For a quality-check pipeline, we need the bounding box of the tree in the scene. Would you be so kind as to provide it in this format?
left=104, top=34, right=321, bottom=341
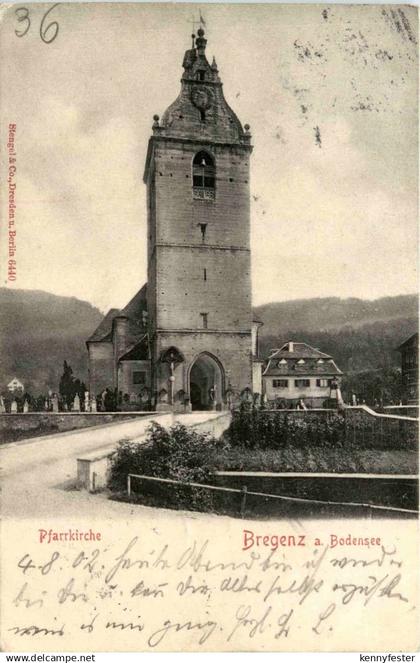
left=341, top=367, right=403, bottom=405
left=59, top=360, right=75, bottom=409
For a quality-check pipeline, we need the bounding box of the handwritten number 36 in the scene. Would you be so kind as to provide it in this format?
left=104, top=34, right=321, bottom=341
left=15, top=4, right=59, bottom=44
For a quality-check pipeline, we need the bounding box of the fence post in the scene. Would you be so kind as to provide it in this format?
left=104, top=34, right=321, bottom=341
left=240, top=485, right=248, bottom=518
left=127, top=474, right=131, bottom=497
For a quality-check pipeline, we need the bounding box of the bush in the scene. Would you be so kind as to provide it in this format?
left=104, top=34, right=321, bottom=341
left=108, top=422, right=225, bottom=511
left=226, top=405, right=346, bottom=450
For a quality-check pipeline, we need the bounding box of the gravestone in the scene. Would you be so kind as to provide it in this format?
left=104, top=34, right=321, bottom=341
left=0, top=396, right=5, bottom=413
left=11, top=400, right=18, bottom=413
left=23, top=400, right=29, bottom=413
left=52, top=394, right=59, bottom=413
left=91, top=398, right=97, bottom=413
left=73, top=394, right=81, bottom=412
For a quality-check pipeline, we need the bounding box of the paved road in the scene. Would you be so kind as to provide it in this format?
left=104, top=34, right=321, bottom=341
left=0, top=412, right=226, bottom=520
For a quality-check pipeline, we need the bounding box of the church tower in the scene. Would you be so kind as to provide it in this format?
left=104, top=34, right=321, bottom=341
left=87, top=27, right=262, bottom=409
left=144, top=28, right=257, bottom=410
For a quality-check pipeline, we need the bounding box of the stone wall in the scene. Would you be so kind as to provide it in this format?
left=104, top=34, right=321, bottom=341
left=153, top=141, right=251, bottom=248
left=118, top=359, right=151, bottom=398
left=154, top=331, right=253, bottom=399
left=77, top=410, right=232, bottom=491
left=155, top=245, right=251, bottom=330
left=175, top=411, right=232, bottom=439
left=151, top=141, right=252, bottom=333
left=148, top=138, right=253, bottom=402
left=0, top=412, right=149, bottom=444
left=87, top=341, right=114, bottom=396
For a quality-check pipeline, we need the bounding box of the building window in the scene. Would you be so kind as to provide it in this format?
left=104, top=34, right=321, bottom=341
left=200, top=312, right=208, bottom=329
left=316, top=378, right=331, bottom=388
left=297, top=359, right=305, bottom=364
left=133, top=371, right=146, bottom=385
left=295, top=379, right=310, bottom=388
left=273, top=379, right=288, bottom=388
left=203, top=268, right=207, bottom=281
left=278, top=359, right=287, bottom=366
left=193, top=151, right=215, bottom=200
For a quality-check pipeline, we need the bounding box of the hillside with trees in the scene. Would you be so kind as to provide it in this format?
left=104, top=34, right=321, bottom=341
left=0, top=289, right=417, bottom=402
left=0, top=288, right=102, bottom=394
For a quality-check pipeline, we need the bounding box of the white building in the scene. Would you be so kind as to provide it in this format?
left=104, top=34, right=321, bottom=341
left=7, top=377, right=24, bottom=393
left=263, top=341, right=342, bottom=407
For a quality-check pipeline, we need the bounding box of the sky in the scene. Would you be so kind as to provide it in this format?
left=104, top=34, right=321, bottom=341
left=0, top=3, right=418, bottom=313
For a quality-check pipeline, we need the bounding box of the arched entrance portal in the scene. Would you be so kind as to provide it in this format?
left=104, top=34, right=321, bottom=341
left=189, top=353, right=224, bottom=411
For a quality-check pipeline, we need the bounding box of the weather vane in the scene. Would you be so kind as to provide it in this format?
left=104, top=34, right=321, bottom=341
left=189, top=11, right=206, bottom=46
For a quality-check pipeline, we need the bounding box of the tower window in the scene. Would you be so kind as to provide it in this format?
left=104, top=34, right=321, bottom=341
left=200, top=312, right=208, bottom=329
left=197, top=71, right=205, bottom=81
left=203, top=268, right=207, bottom=281
left=200, top=109, right=206, bottom=122
left=193, top=151, right=215, bottom=200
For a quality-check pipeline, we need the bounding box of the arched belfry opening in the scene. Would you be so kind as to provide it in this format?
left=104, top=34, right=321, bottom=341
left=189, top=352, right=224, bottom=411
left=192, top=151, right=215, bottom=190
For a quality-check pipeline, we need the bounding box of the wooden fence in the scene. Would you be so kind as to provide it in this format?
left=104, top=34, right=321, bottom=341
left=127, top=472, right=418, bottom=517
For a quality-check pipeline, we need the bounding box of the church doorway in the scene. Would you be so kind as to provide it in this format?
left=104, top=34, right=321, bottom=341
left=189, top=353, right=224, bottom=411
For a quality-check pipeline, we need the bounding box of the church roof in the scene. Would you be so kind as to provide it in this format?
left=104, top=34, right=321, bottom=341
left=120, top=284, right=148, bottom=345
left=119, top=334, right=150, bottom=361
left=120, top=283, right=147, bottom=320
left=86, top=284, right=148, bottom=346
left=86, top=308, right=120, bottom=343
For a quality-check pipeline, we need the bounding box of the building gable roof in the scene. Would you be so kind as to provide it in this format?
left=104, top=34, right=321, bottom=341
left=86, top=308, right=120, bottom=343
left=86, top=284, right=148, bottom=346
left=263, top=341, right=342, bottom=377
left=397, top=332, right=419, bottom=352
left=118, top=335, right=150, bottom=361
left=120, top=283, right=147, bottom=320
left=268, top=341, right=332, bottom=360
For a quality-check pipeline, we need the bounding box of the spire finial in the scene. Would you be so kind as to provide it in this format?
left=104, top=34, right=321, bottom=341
left=195, top=26, right=207, bottom=52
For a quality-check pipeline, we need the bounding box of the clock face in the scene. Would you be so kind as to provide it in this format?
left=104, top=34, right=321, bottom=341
left=191, top=87, right=213, bottom=111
